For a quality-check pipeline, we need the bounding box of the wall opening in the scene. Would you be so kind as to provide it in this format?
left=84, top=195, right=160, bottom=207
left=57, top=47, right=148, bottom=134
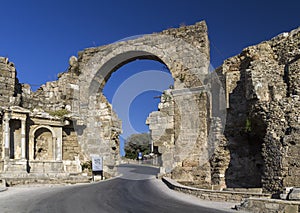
left=224, top=63, right=264, bottom=188
left=9, top=119, right=21, bottom=159
left=102, top=59, right=174, bottom=158
left=34, top=127, right=53, bottom=160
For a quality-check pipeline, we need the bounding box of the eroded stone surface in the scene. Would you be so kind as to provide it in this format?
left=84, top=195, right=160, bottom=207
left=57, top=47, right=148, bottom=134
left=215, top=27, right=300, bottom=193
left=289, top=188, right=300, bottom=201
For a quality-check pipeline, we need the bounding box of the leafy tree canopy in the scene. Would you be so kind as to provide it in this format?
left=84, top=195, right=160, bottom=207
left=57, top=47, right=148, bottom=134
left=124, top=133, right=151, bottom=159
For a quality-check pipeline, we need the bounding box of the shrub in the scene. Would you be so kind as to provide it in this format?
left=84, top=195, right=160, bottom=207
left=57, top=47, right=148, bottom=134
left=48, top=109, right=70, bottom=118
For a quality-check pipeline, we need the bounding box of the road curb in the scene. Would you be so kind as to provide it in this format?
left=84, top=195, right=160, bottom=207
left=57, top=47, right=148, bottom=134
left=161, top=177, right=271, bottom=203
left=161, top=177, right=202, bottom=191
left=0, top=187, right=7, bottom=192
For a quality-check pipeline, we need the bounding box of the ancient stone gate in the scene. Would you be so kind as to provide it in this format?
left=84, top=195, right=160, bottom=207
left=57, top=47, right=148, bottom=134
left=72, top=21, right=216, bottom=177
left=1, top=21, right=299, bottom=194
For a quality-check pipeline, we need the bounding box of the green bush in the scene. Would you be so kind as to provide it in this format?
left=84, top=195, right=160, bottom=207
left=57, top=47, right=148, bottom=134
left=124, top=133, right=151, bottom=159
left=48, top=109, right=70, bottom=118
left=81, top=160, right=92, bottom=172
left=245, top=118, right=252, bottom=133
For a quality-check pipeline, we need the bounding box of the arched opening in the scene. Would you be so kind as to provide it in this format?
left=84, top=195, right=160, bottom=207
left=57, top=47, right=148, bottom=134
left=102, top=59, right=174, bottom=160
left=88, top=51, right=172, bottom=95
left=224, top=68, right=265, bottom=189
left=33, top=127, right=54, bottom=160
left=76, top=30, right=210, bottom=176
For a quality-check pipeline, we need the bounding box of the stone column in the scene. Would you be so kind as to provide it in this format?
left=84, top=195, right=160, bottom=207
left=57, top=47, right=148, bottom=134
left=21, top=119, right=26, bottom=159
left=52, top=137, right=56, bottom=160
left=4, top=116, right=10, bottom=159
left=56, top=137, right=62, bottom=161
left=150, top=139, right=154, bottom=153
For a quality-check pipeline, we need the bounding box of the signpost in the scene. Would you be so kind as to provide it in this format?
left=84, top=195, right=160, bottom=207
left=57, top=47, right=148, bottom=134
left=92, top=156, right=103, bottom=181
left=138, top=152, right=143, bottom=160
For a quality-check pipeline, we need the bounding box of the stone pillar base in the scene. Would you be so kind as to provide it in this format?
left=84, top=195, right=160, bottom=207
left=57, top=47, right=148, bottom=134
left=3, top=159, right=28, bottom=173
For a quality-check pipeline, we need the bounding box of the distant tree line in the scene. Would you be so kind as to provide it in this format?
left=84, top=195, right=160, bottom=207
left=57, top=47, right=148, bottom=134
left=124, top=133, right=151, bottom=159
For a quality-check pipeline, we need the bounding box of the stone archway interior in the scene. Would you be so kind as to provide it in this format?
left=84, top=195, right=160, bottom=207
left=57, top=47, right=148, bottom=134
left=34, top=128, right=53, bottom=160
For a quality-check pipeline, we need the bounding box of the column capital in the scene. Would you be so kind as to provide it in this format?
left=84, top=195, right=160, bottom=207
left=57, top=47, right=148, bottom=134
left=3, top=114, right=10, bottom=122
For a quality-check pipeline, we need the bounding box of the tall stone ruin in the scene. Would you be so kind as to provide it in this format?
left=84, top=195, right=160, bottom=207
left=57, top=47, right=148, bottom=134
left=148, top=24, right=300, bottom=194
left=214, top=27, right=300, bottom=193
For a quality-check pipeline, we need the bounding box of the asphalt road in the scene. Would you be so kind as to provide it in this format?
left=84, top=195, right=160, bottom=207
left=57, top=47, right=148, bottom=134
left=0, top=164, right=240, bottom=213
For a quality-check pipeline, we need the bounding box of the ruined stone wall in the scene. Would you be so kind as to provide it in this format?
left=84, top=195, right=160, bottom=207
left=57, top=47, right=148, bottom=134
left=147, top=87, right=211, bottom=188
left=0, top=57, right=21, bottom=108
left=19, top=57, right=122, bottom=165
left=171, top=88, right=211, bottom=188
left=147, top=90, right=175, bottom=173
left=0, top=123, right=2, bottom=160
left=0, top=57, right=21, bottom=161
left=80, top=92, right=121, bottom=165
left=21, top=59, right=79, bottom=112
left=18, top=59, right=86, bottom=163
left=160, top=22, right=210, bottom=88
left=209, top=118, right=230, bottom=190
left=62, top=126, right=82, bottom=161
left=216, top=27, right=300, bottom=193
left=215, top=51, right=265, bottom=189
left=265, top=29, right=300, bottom=192
left=0, top=54, right=121, bottom=175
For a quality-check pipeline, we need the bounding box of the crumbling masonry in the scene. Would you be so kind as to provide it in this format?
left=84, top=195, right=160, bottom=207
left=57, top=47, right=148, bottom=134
left=0, top=21, right=299, bottom=195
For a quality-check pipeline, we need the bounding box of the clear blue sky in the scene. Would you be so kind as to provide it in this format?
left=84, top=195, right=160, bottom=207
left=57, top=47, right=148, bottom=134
left=1, top=0, right=299, bottom=155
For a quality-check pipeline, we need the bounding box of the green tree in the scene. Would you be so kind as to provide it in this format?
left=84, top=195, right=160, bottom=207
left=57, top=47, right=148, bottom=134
left=124, top=133, right=151, bottom=159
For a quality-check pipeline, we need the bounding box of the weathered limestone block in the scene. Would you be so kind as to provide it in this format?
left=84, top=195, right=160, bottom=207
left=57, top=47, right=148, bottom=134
left=147, top=90, right=175, bottom=173
left=148, top=86, right=212, bottom=187
left=21, top=56, right=80, bottom=112
left=209, top=118, right=230, bottom=189
left=63, top=159, right=81, bottom=173
left=172, top=162, right=211, bottom=189
left=288, top=58, right=300, bottom=96
left=238, top=198, right=300, bottom=213
left=0, top=57, right=21, bottom=108
left=62, top=127, right=83, bottom=161
left=288, top=188, right=300, bottom=201
left=3, top=160, right=27, bottom=173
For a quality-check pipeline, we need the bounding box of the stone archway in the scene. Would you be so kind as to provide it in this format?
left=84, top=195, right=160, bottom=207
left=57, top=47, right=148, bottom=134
left=73, top=21, right=213, bottom=176
left=32, top=126, right=56, bottom=161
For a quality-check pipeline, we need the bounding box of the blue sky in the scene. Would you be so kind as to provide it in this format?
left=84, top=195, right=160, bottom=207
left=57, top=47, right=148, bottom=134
left=1, top=0, right=299, bottom=155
